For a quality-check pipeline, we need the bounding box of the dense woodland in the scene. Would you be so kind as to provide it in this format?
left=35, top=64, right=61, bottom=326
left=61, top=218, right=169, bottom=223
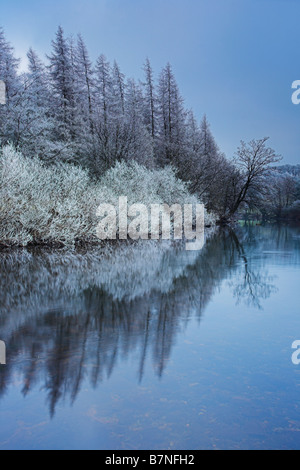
left=0, top=26, right=299, bottom=240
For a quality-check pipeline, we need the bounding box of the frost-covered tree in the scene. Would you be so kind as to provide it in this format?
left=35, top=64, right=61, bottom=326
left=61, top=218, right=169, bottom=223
left=0, top=25, right=287, bottom=226
left=93, top=58, right=131, bottom=173
left=0, top=28, right=21, bottom=146
left=0, top=144, right=211, bottom=247
left=94, top=54, right=113, bottom=172
left=0, top=28, right=20, bottom=102
left=176, top=114, right=227, bottom=214
left=47, top=27, right=76, bottom=146
left=251, top=171, right=299, bottom=220
left=189, top=116, right=224, bottom=195
left=53, top=33, right=98, bottom=165
left=76, top=35, right=94, bottom=113
left=125, top=78, right=154, bottom=166
left=228, top=137, right=282, bottom=217
left=142, top=58, right=157, bottom=139
left=157, top=63, right=186, bottom=166
left=12, top=48, right=56, bottom=158
left=112, top=61, right=125, bottom=117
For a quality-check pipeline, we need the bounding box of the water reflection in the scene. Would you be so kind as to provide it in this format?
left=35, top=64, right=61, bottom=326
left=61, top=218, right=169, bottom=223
left=227, top=228, right=278, bottom=309
left=0, top=225, right=297, bottom=417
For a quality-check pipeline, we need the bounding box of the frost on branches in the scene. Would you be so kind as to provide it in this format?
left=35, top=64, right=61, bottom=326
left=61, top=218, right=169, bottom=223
left=0, top=145, right=215, bottom=247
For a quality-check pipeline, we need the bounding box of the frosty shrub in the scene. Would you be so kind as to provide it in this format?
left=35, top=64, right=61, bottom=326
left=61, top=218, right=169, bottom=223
left=99, top=161, right=216, bottom=227
left=0, top=145, right=215, bottom=246
left=0, top=145, right=98, bottom=245
left=100, top=161, right=193, bottom=206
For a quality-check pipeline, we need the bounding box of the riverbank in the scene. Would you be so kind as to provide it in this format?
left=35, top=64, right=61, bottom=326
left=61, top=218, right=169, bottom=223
left=0, top=145, right=216, bottom=248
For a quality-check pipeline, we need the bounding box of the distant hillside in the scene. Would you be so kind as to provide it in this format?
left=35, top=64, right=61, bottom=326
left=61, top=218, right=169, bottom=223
left=274, top=164, right=300, bottom=177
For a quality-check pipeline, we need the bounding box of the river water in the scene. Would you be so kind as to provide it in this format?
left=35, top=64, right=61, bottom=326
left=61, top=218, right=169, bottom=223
left=0, top=224, right=299, bottom=450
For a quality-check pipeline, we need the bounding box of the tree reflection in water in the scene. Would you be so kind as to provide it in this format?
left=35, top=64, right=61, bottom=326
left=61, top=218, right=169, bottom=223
left=0, top=226, right=289, bottom=417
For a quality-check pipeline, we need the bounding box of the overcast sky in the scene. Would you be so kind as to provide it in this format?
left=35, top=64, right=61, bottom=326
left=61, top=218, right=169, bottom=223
left=1, top=0, right=300, bottom=163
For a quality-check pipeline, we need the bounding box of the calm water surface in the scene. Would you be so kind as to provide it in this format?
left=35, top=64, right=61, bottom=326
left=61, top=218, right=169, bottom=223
left=0, top=224, right=300, bottom=450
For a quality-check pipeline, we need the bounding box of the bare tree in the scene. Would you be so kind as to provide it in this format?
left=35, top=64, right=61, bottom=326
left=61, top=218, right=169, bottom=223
left=228, top=137, right=282, bottom=217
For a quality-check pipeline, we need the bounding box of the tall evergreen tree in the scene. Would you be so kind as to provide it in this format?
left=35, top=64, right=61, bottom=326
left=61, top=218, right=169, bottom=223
left=17, top=48, right=55, bottom=157
left=75, top=34, right=95, bottom=133
left=94, top=54, right=113, bottom=172
left=125, top=78, right=154, bottom=166
left=157, top=63, right=186, bottom=165
left=47, top=26, right=76, bottom=144
left=0, top=28, right=21, bottom=146
left=142, top=58, right=157, bottom=139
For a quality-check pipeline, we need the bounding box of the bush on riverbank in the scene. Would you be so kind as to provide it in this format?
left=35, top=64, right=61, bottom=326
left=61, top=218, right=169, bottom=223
left=0, top=145, right=215, bottom=247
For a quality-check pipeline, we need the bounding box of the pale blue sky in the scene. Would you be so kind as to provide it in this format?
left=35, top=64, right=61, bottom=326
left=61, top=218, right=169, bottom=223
left=1, top=0, right=300, bottom=163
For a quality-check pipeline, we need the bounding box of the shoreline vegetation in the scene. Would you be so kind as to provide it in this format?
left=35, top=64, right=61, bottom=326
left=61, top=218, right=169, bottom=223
left=0, top=145, right=215, bottom=248
left=0, top=26, right=299, bottom=249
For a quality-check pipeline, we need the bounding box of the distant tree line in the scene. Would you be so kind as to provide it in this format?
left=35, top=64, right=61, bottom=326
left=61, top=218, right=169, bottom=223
left=1, top=26, right=297, bottom=222
left=244, top=164, right=300, bottom=221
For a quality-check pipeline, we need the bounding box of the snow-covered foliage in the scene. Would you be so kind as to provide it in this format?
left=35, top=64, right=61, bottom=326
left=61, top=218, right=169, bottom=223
left=0, top=26, right=231, bottom=215
left=100, top=160, right=197, bottom=206
left=0, top=145, right=97, bottom=245
left=0, top=27, right=288, bottom=221
left=0, top=145, right=215, bottom=246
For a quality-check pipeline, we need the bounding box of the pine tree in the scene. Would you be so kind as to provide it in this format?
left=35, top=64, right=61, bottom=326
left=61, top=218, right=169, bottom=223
left=157, top=63, right=186, bottom=165
left=0, top=28, right=20, bottom=102
left=75, top=34, right=95, bottom=133
left=112, top=61, right=125, bottom=117
left=47, top=26, right=76, bottom=142
left=0, top=25, right=231, bottom=210
left=71, top=34, right=96, bottom=162
left=17, top=48, right=55, bottom=157
left=142, top=58, right=157, bottom=139
left=0, top=28, right=21, bottom=147
left=188, top=115, right=224, bottom=198
left=125, top=78, right=154, bottom=166
left=94, top=54, right=113, bottom=172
